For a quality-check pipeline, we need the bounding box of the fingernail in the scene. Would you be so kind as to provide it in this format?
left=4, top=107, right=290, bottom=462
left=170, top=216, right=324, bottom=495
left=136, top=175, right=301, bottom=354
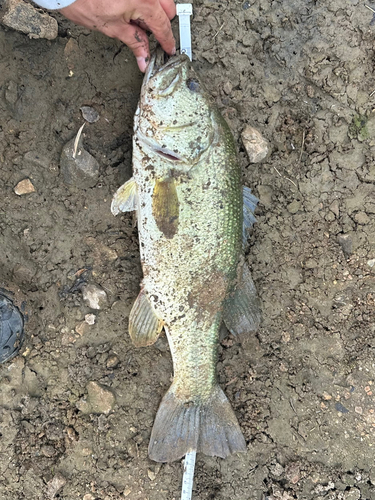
left=171, top=46, right=176, bottom=55
left=136, top=57, right=147, bottom=72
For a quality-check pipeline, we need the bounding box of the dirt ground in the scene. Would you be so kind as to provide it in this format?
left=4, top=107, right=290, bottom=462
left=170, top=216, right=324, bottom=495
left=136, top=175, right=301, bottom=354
left=1, top=0, right=375, bottom=498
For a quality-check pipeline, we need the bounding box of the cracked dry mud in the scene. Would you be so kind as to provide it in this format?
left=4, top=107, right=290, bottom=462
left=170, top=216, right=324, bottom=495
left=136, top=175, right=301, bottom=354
left=1, top=1, right=375, bottom=499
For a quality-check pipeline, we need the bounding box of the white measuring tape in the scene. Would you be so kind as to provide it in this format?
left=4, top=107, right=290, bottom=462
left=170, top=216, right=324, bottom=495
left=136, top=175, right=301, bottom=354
left=176, top=3, right=193, bottom=61
left=181, top=450, right=196, bottom=500
left=177, top=6, right=196, bottom=500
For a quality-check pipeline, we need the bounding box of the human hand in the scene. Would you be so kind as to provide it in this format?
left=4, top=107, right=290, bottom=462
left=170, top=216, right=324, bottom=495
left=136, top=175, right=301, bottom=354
left=60, top=0, right=176, bottom=72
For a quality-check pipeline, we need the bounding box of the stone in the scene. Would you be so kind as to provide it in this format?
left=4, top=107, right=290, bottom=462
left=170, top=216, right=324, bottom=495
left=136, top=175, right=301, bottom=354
left=80, top=106, right=100, bottom=123
left=106, top=354, right=119, bottom=368
left=1, top=0, right=58, bottom=40
left=337, top=233, right=353, bottom=257
left=344, top=488, right=361, bottom=500
left=82, top=284, right=108, bottom=310
left=60, top=132, right=99, bottom=189
left=14, top=179, right=36, bottom=195
left=87, top=381, right=115, bottom=414
left=287, top=200, right=301, bottom=214
left=83, top=495, right=95, bottom=500
left=241, top=125, right=269, bottom=163
left=85, top=313, right=96, bottom=325
left=75, top=321, right=89, bottom=336
left=46, top=473, right=66, bottom=499
left=147, top=469, right=156, bottom=481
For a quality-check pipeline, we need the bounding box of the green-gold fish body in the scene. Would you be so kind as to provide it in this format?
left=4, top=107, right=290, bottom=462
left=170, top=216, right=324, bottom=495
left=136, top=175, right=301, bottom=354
left=112, top=51, right=261, bottom=462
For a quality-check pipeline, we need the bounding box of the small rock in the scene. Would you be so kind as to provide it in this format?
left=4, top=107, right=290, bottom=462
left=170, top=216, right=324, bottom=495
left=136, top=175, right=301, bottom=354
left=86, top=381, right=115, bottom=414
left=83, top=494, right=95, bottom=500
left=80, top=106, right=100, bottom=123
left=285, top=463, right=300, bottom=484
left=106, top=354, right=119, bottom=369
left=223, top=81, right=233, bottom=95
left=147, top=469, right=156, bottom=481
left=82, top=284, right=108, bottom=310
left=305, top=258, right=318, bottom=269
left=269, top=462, right=284, bottom=477
left=1, top=0, right=58, bottom=39
left=322, top=391, right=332, bottom=400
left=75, top=321, right=89, bottom=336
left=344, top=487, right=361, bottom=500
left=287, top=199, right=301, bottom=214
left=85, top=313, right=96, bottom=325
left=46, top=473, right=66, bottom=499
left=367, top=259, right=375, bottom=268
left=41, top=445, right=55, bottom=457
left=123, top=489, right=132, bottom=497
left=60, top=130, right=99, bottom=189
left=242, top=125, right=269, bottom=163
left=14, top=179, right=36, bottom=195
left=329, top=199, right=340, bottom=217
left=337, top=233, right=353, bottom=257
left=335, top=402, right=349, bottom=413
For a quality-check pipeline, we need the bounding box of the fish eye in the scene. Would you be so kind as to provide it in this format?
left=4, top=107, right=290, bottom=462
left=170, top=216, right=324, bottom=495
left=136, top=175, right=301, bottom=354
left=186, top=78, right=200, bottom=92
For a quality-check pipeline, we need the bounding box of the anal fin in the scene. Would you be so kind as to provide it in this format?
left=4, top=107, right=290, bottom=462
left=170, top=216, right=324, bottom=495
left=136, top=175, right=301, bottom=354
left=129, top=289, right=164, bottom=347
left=223, top=263, right=261, bottom=335
left=111, top=177, right=138, bottom=215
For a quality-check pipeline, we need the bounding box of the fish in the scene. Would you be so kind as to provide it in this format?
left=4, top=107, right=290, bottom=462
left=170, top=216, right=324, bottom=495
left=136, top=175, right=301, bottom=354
left=111, top=49, right=261, bottom=463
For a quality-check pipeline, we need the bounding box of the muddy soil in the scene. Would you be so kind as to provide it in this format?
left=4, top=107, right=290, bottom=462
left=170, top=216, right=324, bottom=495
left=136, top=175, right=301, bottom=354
left=1, top=1, right=375, bottom=499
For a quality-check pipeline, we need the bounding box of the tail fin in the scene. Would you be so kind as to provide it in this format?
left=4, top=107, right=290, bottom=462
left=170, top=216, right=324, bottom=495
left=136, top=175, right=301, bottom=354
left=148, top=385, right=246, bottom=462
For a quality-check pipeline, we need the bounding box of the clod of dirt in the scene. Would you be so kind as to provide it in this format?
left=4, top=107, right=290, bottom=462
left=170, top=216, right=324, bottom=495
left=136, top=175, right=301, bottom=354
left=60, top=133, right=99, bottom=189
left=14, top=178, right=36, bottom=195
left=77, top=381, right=115, bottom=414
left=80, top=106, right=100, bottom=123
left=46, top=473, right=66, bottom=499
left=81, top=283, right=108, bottom=309
left=0, top=0, right=58, bottom=40
left=242, top=125, right=269, bottom=163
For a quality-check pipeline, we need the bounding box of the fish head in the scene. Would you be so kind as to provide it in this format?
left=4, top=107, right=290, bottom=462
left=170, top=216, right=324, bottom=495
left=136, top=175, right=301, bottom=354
left=135, top=50, right=215, bottom=165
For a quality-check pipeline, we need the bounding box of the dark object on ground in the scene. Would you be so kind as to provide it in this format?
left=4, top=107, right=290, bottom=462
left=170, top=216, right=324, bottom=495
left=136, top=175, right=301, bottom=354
left=0, top=0, right=58, bottom=40
left=0, top=291, right=24, bottom=363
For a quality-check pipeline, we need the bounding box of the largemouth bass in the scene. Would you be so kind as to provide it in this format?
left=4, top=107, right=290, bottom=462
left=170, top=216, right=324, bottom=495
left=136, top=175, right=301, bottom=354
left=112, top=50, right=261, bottom=463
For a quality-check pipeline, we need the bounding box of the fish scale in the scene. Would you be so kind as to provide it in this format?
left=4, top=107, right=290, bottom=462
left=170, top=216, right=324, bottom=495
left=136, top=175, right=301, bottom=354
left=111, top=49, right=261, bottom=463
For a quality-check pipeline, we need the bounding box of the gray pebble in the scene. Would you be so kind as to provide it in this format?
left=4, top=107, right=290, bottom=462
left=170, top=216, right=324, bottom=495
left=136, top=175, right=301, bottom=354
left=337, top=233, right=352, bottom=257
left=80, top=106, right=100, bottom=123
left=60, top=134, right=99, bottom=189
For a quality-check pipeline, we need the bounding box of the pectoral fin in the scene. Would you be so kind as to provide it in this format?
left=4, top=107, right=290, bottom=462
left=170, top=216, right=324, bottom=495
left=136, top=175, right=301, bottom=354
left=129, top=289, right=164, bottom=347
left=152, top=178, right=179, bottom=239
left=243, top=186, right=258, bottom=246
left=111, top=177, right=138, bottom=215
left=223, top=263, right=261, bottom=335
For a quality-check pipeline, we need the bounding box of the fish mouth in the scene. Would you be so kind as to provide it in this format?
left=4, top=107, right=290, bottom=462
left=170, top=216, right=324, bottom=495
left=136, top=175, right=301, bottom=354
left=143, top=47, right=189, bottom=87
